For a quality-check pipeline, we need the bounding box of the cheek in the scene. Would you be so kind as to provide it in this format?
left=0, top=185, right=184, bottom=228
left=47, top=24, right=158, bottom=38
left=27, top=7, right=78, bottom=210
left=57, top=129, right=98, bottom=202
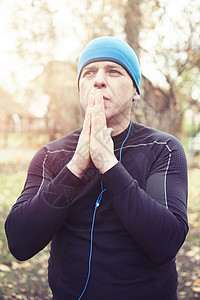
left=119, top=82, right=134, bottom=101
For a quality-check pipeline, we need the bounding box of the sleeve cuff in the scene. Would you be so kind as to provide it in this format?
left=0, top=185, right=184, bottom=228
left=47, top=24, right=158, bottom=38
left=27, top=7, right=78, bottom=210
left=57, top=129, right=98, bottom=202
left=53, top=165, right=83, bottom=188
left=101, top=162, right=134, bottom=198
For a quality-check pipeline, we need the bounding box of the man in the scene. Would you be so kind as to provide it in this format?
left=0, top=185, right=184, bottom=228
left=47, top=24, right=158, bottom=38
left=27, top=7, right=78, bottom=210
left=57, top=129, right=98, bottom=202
left=5, top=36, right=188, bottom=300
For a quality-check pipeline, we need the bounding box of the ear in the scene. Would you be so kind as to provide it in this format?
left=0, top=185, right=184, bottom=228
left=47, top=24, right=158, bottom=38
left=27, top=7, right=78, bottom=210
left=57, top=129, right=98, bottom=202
left=133, top=90, right=140, bottom=102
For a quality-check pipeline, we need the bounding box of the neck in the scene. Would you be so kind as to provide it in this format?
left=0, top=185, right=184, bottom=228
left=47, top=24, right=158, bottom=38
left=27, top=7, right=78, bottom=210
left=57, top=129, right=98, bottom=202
left=107, top=117, right=131, bottom=137
left=111, top=99, right=137, bottom=136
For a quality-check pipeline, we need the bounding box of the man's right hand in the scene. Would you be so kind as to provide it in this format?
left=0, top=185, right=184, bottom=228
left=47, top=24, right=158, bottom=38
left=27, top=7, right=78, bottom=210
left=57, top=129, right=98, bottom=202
left=67, top=92, right=94, bottom=179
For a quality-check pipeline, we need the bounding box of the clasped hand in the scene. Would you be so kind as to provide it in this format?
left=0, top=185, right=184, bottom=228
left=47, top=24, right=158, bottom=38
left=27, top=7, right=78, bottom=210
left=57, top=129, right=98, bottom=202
left=67, top=90, right=118, bottom=178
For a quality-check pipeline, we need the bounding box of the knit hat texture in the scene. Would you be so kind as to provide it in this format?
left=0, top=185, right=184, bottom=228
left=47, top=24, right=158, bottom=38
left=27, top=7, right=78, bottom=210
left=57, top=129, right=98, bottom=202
left=78, top=36, right=141, bottom=94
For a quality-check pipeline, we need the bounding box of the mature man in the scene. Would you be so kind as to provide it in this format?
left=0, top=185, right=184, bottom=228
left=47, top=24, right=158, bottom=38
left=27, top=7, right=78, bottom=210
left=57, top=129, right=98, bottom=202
left=5, top=36, right=188, bottom=300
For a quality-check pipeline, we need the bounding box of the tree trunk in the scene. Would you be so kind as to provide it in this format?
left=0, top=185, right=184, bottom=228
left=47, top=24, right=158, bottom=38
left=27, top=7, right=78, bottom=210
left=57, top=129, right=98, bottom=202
left=138, top=75, right=182, bottom=136
left=124, top=0, right=142, bottom=58
left=124, top=0, right=182, bottom=136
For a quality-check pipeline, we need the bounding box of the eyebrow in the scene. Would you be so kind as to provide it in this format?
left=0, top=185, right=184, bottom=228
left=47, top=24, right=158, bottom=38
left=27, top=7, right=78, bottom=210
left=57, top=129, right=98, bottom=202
left=105, top=63, right=123, bottom=70
left=83, top=63, right=124, bottom=71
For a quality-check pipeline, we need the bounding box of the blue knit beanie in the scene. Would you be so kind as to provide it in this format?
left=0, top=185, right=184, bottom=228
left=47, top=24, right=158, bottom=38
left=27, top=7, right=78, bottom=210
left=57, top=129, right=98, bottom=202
left=78, top=36, right=141, bottom=94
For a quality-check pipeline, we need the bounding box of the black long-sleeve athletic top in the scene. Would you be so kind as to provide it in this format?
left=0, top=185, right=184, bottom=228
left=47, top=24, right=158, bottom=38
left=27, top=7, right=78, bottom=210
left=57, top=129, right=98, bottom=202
left=5, top=122, right=188, bottom=300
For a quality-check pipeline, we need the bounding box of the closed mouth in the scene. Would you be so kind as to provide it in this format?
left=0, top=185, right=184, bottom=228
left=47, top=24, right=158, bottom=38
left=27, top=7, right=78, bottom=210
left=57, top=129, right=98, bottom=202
left=103, top=96, right=109, bottom=100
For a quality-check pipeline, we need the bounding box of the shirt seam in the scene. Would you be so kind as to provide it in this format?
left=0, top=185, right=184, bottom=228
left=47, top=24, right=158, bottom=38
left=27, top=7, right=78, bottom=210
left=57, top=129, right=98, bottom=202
left=37, top=149, right=74, bottom=195
left=114, top=140, right=172, bottom=209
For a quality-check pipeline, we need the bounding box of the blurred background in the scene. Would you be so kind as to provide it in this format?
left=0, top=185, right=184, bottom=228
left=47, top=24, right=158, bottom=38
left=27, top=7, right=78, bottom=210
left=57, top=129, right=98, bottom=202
left=0, top=0, right=199, bottom=299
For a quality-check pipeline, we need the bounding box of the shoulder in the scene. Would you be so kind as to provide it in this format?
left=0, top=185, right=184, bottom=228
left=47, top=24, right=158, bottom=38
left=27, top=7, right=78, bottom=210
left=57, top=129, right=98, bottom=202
left=133, top=122, right=182, bottom=145
left=131, top=123, right=187, bottom=176
left=132, top=122, right=186, bottom=157
left=30, top=128, right=82, bottom=164
left=45, top=128, right=82, bottom=152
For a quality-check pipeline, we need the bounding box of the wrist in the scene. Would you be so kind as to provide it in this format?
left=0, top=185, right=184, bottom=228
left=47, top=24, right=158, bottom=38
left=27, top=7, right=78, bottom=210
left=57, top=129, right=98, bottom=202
left=67, top=159, right=85, bottom=179
left=99, top=157, right=118, bottom=174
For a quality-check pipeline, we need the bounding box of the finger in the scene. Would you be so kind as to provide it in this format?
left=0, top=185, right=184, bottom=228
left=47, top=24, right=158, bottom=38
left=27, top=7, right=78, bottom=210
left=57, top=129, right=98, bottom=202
left=90, top=107, right=102, bottom=139
left=90, top=105, right=105, bottom=129
left=84, top=91, right=94, bottom=130
left=90, top=107, right=98, bottom=130
left=94, top=89, right=104, bottom=112
left=92, top=90, right=107, bottom=127
left=86, top=91, right=95, bottom=111
left=82, top=104, right=91, bottom=135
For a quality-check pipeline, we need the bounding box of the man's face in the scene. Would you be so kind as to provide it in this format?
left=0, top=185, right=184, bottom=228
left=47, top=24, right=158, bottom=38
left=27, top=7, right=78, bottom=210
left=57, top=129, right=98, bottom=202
left=79, top=61, right=135, bottom=127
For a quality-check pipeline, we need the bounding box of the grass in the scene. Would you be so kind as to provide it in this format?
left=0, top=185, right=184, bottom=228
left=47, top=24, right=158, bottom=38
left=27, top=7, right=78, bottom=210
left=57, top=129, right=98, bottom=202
left=0, top=135, right=199, bottom=299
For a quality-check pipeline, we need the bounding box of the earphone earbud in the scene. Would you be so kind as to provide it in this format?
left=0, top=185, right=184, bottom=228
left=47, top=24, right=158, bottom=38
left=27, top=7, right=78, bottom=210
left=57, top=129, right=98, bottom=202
left=132, top=91, right=137, bottom=102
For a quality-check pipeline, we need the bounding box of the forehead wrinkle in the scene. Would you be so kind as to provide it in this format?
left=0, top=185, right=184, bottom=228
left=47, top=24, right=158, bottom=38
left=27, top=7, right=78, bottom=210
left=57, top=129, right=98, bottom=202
left=83, top=61, right=124, bottom=71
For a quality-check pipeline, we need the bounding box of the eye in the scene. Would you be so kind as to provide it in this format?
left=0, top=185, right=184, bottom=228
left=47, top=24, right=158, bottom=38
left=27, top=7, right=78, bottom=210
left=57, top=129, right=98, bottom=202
left=82, top=70, right=96, bottom=78
left=108, top=69, right=121, bottom=75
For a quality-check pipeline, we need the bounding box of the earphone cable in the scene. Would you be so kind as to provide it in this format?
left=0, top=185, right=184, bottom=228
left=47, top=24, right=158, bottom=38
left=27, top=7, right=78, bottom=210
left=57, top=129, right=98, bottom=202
left=77, top=95, right=137, bottom=299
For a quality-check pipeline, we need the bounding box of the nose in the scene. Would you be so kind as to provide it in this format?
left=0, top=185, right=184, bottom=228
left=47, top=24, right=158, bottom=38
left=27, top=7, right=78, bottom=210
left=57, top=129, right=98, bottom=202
left=94, top=69, right=107, bottom=89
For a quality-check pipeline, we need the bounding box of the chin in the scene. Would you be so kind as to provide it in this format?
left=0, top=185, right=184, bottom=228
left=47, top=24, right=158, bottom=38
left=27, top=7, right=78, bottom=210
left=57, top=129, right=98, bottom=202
left=105, top=114, right=118, bottom=127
